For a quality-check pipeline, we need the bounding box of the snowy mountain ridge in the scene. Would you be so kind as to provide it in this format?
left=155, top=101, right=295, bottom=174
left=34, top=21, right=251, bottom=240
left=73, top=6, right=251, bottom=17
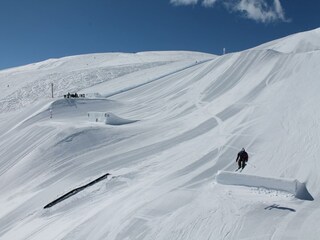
left=0, top=28, right=320, bottom=239
left=0, top=51, right=214, bottom=112
left=252, top=27, right=320, bottom=53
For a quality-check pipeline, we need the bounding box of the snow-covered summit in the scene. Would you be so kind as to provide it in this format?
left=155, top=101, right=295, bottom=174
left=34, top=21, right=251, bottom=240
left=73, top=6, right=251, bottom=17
left=252, top=27, right=320, bottom=53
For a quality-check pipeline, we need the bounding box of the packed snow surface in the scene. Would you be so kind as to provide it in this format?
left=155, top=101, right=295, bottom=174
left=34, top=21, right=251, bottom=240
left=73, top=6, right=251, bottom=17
left=216, top=171, right=313, bottom=200
left=0, top=28, right=320, bottom=240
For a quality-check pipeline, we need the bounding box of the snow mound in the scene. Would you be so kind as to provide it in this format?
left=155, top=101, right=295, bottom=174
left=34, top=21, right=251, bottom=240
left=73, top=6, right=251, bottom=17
left=105, top=112, right=137, bottom=125
left=216, top=171, right=313, bottom=200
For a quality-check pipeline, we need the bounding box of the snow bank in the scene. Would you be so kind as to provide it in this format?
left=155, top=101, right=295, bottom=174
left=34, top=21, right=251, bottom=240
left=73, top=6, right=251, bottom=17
left=216, top=171, right=313, bottom=200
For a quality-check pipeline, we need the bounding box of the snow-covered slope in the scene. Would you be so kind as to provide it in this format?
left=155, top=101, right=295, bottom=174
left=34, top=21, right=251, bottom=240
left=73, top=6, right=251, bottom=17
left=252, top=27, right=320, bottom=53
left=0, top=28, right=320, bottom=240
left=0, top=51, right=213, bottom=112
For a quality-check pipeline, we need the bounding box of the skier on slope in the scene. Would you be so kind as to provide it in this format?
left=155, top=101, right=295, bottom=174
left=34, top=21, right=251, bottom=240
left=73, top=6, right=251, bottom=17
left=236, top=148, right=248, bottom=170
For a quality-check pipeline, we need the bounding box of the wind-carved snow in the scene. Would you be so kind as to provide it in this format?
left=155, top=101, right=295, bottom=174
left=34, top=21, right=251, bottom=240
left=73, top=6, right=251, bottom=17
left=0, top=29, right=320, bottom=240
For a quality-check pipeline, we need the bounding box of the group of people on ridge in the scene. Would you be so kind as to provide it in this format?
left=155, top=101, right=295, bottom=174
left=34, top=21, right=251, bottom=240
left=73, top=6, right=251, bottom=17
left=64, top=92, right=85, bottom=98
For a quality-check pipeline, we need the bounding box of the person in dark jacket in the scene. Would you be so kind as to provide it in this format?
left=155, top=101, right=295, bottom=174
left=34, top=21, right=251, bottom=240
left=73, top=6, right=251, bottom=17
left=236, top=148, right=249, bottom=169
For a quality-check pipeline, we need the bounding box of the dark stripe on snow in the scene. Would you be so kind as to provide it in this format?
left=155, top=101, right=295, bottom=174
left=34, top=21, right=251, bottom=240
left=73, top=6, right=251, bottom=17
left=44, top=173, right=111, bottom=209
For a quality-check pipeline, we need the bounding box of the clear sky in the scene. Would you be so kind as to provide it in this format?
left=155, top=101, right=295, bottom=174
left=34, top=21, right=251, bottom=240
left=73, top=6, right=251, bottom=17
left=0, top=0, right=319, bottom=70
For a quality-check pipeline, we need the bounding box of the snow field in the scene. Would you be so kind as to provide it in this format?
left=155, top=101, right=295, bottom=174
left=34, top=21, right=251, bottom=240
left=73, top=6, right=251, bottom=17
left=1, top=28, right=320, bottom=240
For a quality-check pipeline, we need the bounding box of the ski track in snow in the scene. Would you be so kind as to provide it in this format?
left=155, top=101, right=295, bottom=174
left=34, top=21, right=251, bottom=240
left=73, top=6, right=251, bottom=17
left=0, top=37, right=320, bottom=240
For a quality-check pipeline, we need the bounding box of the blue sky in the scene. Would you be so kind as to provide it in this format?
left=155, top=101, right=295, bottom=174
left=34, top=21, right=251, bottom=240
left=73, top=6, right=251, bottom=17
left=0, top=0, right=319, bottom=70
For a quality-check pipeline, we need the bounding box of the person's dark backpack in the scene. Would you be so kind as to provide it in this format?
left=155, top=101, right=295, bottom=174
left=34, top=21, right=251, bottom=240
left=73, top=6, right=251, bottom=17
left=243, top=151, right=248, bottom=162
left=239, top=151, right=248, bottom=162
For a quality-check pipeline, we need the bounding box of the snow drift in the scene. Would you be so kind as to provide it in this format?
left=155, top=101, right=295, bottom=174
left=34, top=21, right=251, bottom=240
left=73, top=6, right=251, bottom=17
left=216, top=171, right=313, bottom=200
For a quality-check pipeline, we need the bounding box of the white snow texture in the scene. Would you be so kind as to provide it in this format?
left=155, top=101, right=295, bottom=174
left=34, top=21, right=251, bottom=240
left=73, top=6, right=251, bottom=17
left=1, top=28, right=320, bottom=240
left=216, top=171, right=312, bottom=200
